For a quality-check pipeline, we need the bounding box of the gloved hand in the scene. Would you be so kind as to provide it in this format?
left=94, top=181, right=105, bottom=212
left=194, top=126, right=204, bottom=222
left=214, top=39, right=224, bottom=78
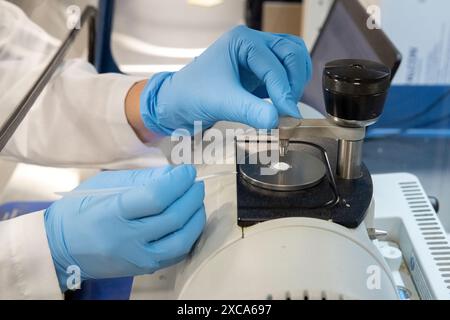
left=44, top=165, right=205, bottom=292
left=140, top=25, right=312, bottom=135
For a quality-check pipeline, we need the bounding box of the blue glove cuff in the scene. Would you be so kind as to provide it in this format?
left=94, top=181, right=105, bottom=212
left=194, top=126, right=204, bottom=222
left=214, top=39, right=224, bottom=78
left=140, top=72, right=176, bottom=136
left=44, top=208, right=89, bottom=292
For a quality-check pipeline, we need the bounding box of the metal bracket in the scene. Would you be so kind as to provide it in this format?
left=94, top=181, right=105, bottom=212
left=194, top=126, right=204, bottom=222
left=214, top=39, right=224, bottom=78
left=279, top=118, right=366, bottom=142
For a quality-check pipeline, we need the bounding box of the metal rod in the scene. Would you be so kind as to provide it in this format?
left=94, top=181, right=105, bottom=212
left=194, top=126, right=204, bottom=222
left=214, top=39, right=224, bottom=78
left=279, top=139, right=290, bottom=157
left=0, top=6, right=98, bottom=152
left=88, top=10, right=97, bottom=64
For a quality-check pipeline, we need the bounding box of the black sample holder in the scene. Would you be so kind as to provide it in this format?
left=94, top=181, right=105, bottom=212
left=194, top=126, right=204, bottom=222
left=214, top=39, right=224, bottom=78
left=236, top=138, right=373, bottom=229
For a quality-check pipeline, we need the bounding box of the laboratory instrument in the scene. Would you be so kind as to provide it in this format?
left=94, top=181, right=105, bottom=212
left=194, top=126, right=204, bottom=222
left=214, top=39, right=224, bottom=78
left=130, top=59, right=450, bottom=300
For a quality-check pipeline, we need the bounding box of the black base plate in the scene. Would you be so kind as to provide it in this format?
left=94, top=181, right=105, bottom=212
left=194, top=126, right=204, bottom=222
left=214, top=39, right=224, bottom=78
left=236, top=138, right=373, bottom=229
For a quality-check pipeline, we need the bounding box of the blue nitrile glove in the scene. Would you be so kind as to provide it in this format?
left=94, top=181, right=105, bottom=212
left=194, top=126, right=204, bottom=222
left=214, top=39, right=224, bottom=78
left=44, top=165, right=206, bottom=292
left=140, top=25, right=312, bottom=135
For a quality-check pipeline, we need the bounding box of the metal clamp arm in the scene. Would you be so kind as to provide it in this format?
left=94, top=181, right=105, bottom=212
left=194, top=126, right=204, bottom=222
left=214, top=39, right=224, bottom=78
left=279, top=118, right=366, bottom=142
left=0, top=6, right=98, bottom=152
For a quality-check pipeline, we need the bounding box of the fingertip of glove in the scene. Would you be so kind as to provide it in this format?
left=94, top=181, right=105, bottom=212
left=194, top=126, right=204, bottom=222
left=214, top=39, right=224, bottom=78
left=255, top=104, right=279, bottom=129
left=192, top=181, right=206, bottom=200
left=288, top=103, right=302, bottom=119
left=156, top=165, right=174, bottom=176
left=170, top=165, right=197, bottom=183
left=276, top=97, right=301, bottom=119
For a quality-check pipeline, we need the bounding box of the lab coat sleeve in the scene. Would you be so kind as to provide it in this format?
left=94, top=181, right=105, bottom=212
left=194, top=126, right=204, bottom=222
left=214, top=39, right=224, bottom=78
left=0, top=1, right=157, bottom=167
left=0, top=211, right=63, bottom=299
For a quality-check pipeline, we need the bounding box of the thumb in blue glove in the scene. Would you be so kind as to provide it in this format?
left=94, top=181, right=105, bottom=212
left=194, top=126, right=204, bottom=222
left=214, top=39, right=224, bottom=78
left=44, top=165, right=205, bottom=292
left=140, top=25, right=312, bottom=135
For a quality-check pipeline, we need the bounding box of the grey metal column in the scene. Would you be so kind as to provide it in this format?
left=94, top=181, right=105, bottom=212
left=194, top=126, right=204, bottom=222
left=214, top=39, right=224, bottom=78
left=337, top=139, right=363, bottom=179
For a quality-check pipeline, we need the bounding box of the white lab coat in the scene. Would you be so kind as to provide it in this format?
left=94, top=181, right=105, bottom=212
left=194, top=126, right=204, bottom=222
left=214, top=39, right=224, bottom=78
left=0, top=0, right=156, bottom=299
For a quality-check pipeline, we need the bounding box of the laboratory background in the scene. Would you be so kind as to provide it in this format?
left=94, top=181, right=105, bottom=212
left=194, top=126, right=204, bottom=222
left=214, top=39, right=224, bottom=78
left=1, top=0, right=450, bottom=301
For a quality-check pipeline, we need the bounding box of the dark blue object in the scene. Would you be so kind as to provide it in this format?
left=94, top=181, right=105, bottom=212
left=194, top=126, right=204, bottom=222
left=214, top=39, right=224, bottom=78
left=0, top=201, right=53, bottom=220
left=69, top=277, right=134, bottom=300
left=369, top=85, right=450, bottom=137
left=95, top=0, right=120, bottom=73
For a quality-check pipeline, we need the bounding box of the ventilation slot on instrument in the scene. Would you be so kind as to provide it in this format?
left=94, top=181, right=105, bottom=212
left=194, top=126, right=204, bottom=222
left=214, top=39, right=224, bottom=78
left=400, top=181, right=450, bottom=296
left=265, top=290, right=344, bottom=300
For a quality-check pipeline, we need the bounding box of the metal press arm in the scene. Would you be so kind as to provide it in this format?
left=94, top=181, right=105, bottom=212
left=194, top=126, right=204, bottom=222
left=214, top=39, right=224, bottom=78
left=279, top=118, right=366, bottom=180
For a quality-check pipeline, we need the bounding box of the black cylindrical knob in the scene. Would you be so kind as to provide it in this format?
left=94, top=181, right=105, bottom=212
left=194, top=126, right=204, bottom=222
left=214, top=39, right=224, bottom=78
left=323, top=59, right=391, bottom=127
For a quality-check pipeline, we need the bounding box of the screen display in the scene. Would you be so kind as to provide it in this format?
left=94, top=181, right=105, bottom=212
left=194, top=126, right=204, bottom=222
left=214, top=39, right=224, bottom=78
left=301, top=1, right=383, bottom=114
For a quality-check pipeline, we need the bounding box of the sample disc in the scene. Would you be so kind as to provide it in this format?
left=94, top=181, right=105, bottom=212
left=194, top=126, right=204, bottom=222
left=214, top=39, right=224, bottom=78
left=239, top=151, right=327, bottom=192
